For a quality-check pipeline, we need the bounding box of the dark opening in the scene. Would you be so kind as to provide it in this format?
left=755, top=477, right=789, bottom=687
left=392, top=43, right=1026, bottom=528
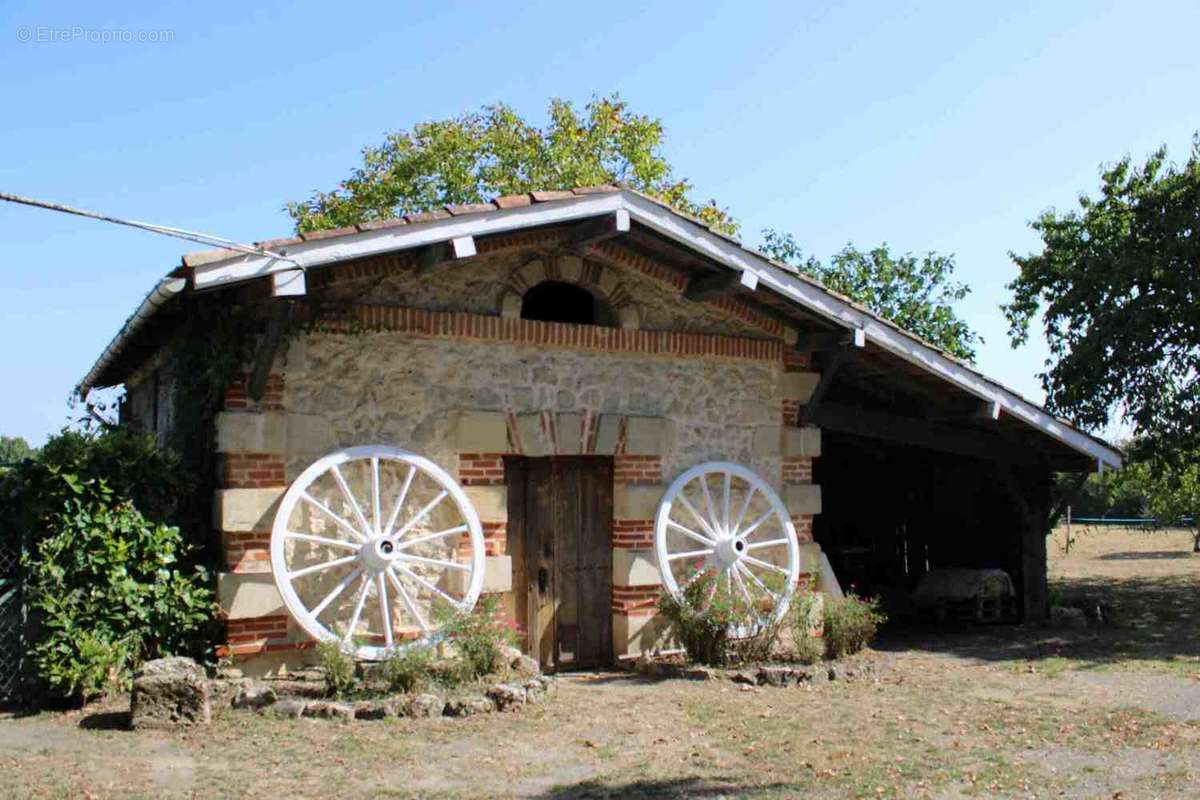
left=520, top=281, right=615, bottom=327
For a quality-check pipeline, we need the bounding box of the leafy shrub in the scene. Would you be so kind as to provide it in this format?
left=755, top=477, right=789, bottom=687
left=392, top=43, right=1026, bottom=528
left=1, top=428, right=212, bottom=701
left=657, top=567, right=782, bottom=666
left=434, top=596, right=519, bottom=680
left=381, top=645, right=438, bottom=693
left=822, top=594, right=885, bottom=659
left=316, top=639, right=357, bottom=698
left=786, top=592, right=826, bottom=664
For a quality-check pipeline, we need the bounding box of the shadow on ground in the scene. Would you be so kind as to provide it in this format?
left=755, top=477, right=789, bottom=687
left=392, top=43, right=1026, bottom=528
left=532, top=777, right=795, bottom=799
left=875, top=572, right=1200, bottom=671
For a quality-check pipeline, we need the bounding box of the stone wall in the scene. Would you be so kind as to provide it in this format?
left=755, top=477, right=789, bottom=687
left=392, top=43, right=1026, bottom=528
left=209, top=246, right=831, bottom=671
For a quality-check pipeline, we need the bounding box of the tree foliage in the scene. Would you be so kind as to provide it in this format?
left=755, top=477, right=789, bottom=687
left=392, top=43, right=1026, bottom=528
left=0, top=429, right=214, bottom=700
left=760, top=231, right=981, bottom=361
left=1004, top=138, right=1200, bottom=455
left=0, top=435, right=36, bottom=464
left=288, top=94, right=737, bottom=236
left=1100, top=446, right=1199, bottom=550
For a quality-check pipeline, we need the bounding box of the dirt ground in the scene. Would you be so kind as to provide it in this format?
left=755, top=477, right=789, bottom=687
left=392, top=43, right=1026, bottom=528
left=3, top=526, right=1198, bottom=799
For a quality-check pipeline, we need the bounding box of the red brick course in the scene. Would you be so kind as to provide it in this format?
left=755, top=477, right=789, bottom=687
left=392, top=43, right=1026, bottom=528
left=613, top=519, right=655, bottom=549
left=458, top=453, right=507, bottom=486
left=321, top=306, right=783, bottom=363
left=223, top=372, right=284, bottom=411
left=612, top=585, right=659, bottom=617
left=221, top=452, right=286, bottom=489
left=614, top=455, right=662, bottom=485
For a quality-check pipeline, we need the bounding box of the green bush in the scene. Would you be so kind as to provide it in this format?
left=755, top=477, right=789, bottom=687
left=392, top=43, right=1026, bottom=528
left=657, top=568, right=782, bottom=666
left=786, top=591, right=826, bottom=664
left=381, top=645, right=438, bottom=693
left=822, top=594, right=885, bottom=659
left=434, top=596, right=519, bottom=680
left=316, top=639, right=357, bottom=698
left=1, top=428, right=212, bottom=701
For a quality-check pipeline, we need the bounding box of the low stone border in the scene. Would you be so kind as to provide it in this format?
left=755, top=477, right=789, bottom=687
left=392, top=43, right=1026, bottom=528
left=624, top=652, right=893, bottom=687
left=131, top=654, right=554, bottom=730
left=218, top=675, right=556, bottom=721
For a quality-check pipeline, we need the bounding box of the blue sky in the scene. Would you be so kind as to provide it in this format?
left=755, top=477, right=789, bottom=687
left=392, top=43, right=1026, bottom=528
left=2, top=0, right=1197, bottom=446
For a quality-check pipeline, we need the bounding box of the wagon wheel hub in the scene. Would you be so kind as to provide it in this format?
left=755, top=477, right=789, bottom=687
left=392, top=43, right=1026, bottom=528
left=713, top=535, right=749, bottom=569
left=360, top=536, right=400, bottom=573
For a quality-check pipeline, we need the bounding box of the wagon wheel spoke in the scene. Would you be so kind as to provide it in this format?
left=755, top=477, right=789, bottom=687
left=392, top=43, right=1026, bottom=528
left=331, top=464, right=373, bottom=535
left=676, top=492, right=720, bottom=541
left=383, top=465, right=416, bottom=538
left=376, top=573, right=394, bottom=648
left=655, top=462, right=801, bottom=634
left=272, top=446, right=485, bottom=661
left=301, top=492, right=368, bottom=542
left=387, top=567, right=431, bottom=632
left=665, top=519, right=715, bottom=547
left=285, top=531, right=361, bottom=551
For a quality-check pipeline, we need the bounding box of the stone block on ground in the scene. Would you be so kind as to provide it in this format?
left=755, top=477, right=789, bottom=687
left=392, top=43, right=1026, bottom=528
left=444, top=696, right=494, bottom=718
left=272, top=698, right=308, bottom=718
left=130, top=657, right=211, bottom=730
left=486, top=684, right=526, bottom=711
left=405, top=693, right=446, bottom=718
left=353, top=699, right=396, bottom=720
left=756, top=666, right=795, bottom=687
left=303, top=700, right=355, bottom=720
left=232, top=682, right=277, bottom=710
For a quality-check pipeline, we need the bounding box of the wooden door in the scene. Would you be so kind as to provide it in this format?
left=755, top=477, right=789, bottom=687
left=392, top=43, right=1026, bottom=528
left=506, top=456, right=613, bottom=671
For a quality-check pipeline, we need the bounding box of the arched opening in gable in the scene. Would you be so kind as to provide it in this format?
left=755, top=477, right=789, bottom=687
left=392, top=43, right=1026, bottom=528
left=520, top=280, right=617, bottom=327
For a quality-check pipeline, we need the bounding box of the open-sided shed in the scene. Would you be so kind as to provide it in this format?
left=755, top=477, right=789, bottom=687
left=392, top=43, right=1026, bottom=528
left=81, top=186, right=1121, bottom=674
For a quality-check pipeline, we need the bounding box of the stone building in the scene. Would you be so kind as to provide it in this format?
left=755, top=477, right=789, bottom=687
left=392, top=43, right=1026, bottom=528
left=81, top=187, right=1121, bottom=675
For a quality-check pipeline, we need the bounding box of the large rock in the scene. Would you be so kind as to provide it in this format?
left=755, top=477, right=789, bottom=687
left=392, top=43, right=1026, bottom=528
left=303, top=700, right=355, bottom=720
left=405, top=693, right=446, bottom=718
left=444, top=696, right=493, bottom=718
left=131, top=657, right=211, bottom=730
left=486, top=684, right=526, bottom=711
left=756, top=666, right=794, bottom=687
left=233, top=682, right=277, bottom=710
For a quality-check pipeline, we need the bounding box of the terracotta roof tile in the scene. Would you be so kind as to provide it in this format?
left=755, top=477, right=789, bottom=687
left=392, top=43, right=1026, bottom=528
left=445, top=202, right=499, bottom=216
left=356, top=217, right=408, bottom=232
left=404, top=209, right=452, bottom=223
left=300, top=225, right=357, bottom=241
left=494, top=194, right=533, bottom=209
left=256, top=236, right=303, bottom=250
left=571, top=185, right=619, bottom=195
left=531, top=190, right=575, bottom=202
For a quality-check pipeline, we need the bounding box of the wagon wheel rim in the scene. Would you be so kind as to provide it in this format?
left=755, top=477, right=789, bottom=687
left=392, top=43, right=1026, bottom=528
left=271, top=445, right=485, bottom=661
left=654, top=461, right=800, bottom=635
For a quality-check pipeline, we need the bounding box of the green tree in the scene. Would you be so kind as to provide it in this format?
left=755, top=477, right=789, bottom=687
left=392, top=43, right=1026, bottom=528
left=1004, top=138, right=1200, bottom=456
left=760, top=232, right=981, bottom=361
left=1102, top=450, right=1199, bottom=552
left=288, top=94, right=737, bottom=236
left=0, top=435, right=36, bottom=464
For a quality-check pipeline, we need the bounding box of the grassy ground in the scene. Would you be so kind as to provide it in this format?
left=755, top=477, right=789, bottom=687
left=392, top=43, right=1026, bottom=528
left=3, top=526, right=1199, bottom=799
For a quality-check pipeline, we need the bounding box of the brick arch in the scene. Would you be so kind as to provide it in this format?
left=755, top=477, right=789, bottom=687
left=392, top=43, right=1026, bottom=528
left=500, top=255, right=641, bottom=329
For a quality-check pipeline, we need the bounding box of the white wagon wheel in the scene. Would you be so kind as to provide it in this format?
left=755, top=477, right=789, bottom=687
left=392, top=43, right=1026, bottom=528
left=654, top=462, right=801, bottom=633
left=271, top=445, right=485, bottom=661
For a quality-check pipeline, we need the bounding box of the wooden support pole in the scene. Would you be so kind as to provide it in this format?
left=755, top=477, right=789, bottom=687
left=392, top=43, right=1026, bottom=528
left=799, top=347, right=847, bottom=427
left=248, top=301, right=291, bottom=402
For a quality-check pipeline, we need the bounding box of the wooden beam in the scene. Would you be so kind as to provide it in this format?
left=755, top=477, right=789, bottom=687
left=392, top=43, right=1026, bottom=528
left=683, top=268, right=758, bottom=301
left=808, top=402, right=1038, bottom=464
left=571, top=209, right=630, bottom=251
left=794, top=327, right=865, bottom=355
left=799, top=347, right=847, bottom=427
left=418, top=235, right=476, bottom=275
left=271, top=268, right=306, bottom=297
left=928, top=399, right=1003, bottom=424
left=248, top=301, right=292, bottom=402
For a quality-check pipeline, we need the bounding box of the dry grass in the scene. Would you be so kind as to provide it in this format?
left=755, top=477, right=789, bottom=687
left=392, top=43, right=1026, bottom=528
left=2, top=526, right=1199, bottom=799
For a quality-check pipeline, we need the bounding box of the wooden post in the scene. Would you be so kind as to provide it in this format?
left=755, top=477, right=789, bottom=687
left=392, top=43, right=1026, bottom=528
left=1065, top=505, right=1072, bottom=554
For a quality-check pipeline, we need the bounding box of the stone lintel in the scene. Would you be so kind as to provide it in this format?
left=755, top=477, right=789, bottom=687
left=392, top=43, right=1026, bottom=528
left=624, top=416, right=673, bottom=456
left=214, top=488, right=284, bottom=532
left=451, top=410, right=509, bottom=453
